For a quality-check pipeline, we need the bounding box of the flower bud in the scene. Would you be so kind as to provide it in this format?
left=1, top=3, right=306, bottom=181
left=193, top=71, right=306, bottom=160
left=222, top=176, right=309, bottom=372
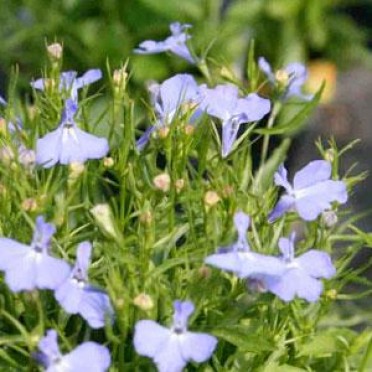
left=222, top=185, right=234, bottom=198
left=113, top=67, right=128, bottom=87
left=324, top=148, right=335, bottom=163
left=175, top=179, right=185, bottom=193
left=68, top=162, right=85, bottom=182
left=133, top=293, right=154, bottom=311
left=275, top=69, right=290, bottom=86
left=18, top=146, right=35, bottom=168
left=325, top=289, right=337, bottom=300
left=184, top=124, right=195, bottom=136
left=158, top=126, right=170, bottom=139
left=90, top=203, right=121, bottom=241
left=322, top=210, right=338, bottom=228
left=103, top=157, right=114, bottom=168
left=21, top=198, right=38, bottom=212
left=153, top=173, right=171, bottom=192
left=198, top=266, right=211, bottom=280
left=204, top=191, right=221, bottom=207
left=47, top=43, right=63, bottom=60
left=139, top=210, right=153, bottom=225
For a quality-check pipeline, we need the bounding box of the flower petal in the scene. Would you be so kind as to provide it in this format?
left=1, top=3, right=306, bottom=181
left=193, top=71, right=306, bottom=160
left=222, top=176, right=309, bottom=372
left=36, top=128, right=63, bottom=168
left=293, top=160, right=331, bottom=190
left=35, top=255, right=71, bottom=290
left=296, top=250, right=336, bottom=279
left=179, top=332, right=217, bottom=363
left=268, top=194, right=295, bottom=222
left=0, top=238, right=30, bottom=270
left=55, top=280, right=84, bottom=313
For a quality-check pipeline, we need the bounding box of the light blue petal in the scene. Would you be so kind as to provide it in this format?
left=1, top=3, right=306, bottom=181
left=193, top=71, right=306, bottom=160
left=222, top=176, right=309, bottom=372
left=296, top=250, right=336, bottom=279
left=179, top=332, right=217, bottom=363
left=0, top=238, right=30, bottom=270
left=38, top=330, right=62, bottom=365
left=205, top=252, right=242, bottom=274
left=258, top=57, right=275, bottom=82
left=234, top=93, right=271, bottom=122
left=274, top=164, right=293, bottom=193
left=74, top=69, right=102, bottom=90
left=31, top=78, right=46, bottom=90
left=75, top=241, right=92, bottom=279
left=79, top=287, right=114, bottom=329
left=134, top=40, right=169, bottom=54
left=154, top=336, right=186, bottom=372
left=133, top=320, right=171, bottom=358
left=54, top=280, right=84, bottom=313
left=268, top=194, right=295, bottom=222
left=136, top=126, right=156, bottom=151
left=238, top=252, right=286, bottom=278
left=36, top=255, right=71, bottom=290
left=233, top=211, right=250, bottom=236
left=62, top=342, right=111, bottom=372
left=293, top=160, right=331, bottom=190
left=221, top=118, right=240, bottom=158
left=36, top=128, right=63, bottom=168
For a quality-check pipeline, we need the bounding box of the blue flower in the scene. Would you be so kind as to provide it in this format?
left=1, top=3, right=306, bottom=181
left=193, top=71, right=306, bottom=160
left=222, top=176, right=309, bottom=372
left=0, top=216, right=70, bottom=292
left=36, top=99, right=109, bottom=168
left=55, top=241, right=114, bottom=329
left=134, top=22, right=195, bottom=64
left=269, top=160, right=348, bottom=222
left=199, top=84, right=271, bottom=157
left=134, top=300, right=217, bottom=372
left=258, top=233, right=336, bottom=302
left=136, top=74, right=200, bottom=150
left=258, top=57, right=312, bottom=101
left=31, top=69, right=102, bottom=103
left=205, top=211, right=285, bottom=278
left=36, top=329, right=111, bottom=372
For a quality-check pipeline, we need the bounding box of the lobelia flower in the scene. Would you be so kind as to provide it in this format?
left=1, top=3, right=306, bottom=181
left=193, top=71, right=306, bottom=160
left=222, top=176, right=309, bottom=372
left=134, top=22, right=195, bottom=64
left=134, top=300, right=217, bottom=372
left=0, top=216, right=70, bottom=292
left=269, top=160, right=348, bottom=222
left=54, top=241, right=114, bottom=329
left=258, top=233, right=336, bottom=302
left=136, top=74, right=200, bottom=150
left=36, top=99, right=109, bottom=168
left=31, top=69, right=102, bottom=103
left=258, top=57, right=313, bottom=101
left=205, top=211, right=285, bottom=278
left=199, top=84, right=271, bottom=157
left=36, top=329, right=111, bottom=372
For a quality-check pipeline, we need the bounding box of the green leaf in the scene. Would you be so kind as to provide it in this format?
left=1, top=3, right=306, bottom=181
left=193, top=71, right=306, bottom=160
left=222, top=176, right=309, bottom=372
left=299, top=328, right=356, bottom=357
left=255, top=82, right=324, bottom=135
left=213, top=326, right=275, bottom=353
left=262, top=363, right=306, bottom=372
left=253, top=138, right=291, bottom=194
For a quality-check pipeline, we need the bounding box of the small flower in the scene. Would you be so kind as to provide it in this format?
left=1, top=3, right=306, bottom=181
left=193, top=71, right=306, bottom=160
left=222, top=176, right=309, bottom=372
left=204, top=191, right=221, bottom=207
left=269, top=160, right=348, bottom=222
left=0, top=216, right=70, bottom=292
left=259, top=233, right=336, bottom=302
left=133, top=293, right=154, bottom=311
left=205, top=212, right=285, bottom=278
left=31, top=69, right=102, bottom=103
left=153, top=173, right=171, bottom=192
left=134, top=22, right=195, bottom=64
left=258, top=57, right=313, bottom=101
left=134, top=300, right=217, bottom=372
left=36, top=329, right=111, bottom=372
left=21, top=198, right=38, bottom=212
left=136, top=74, right=200, bottom=150
left=54, top=242, right=114, bottom=328
left=47, top=43, right=63, bottom=60
left=36, top=99, right=109, bottom=168
left=199, top=84, right=271, bottom=157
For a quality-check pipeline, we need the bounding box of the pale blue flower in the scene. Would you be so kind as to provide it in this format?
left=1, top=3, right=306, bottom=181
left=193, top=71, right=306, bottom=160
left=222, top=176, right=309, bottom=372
left=0, top=216, right=70, bottom=292
left=199, top=84, right=271, bottom=157
left=31, top=69, right=102, bottom=103
left=134, top=300, right=217, bottom=372
left=36, top=329, right=111, bottom=372
left=205, top=211, right=285, bottom=278
left=134, top=22, right=195, bottom=64
left=259, top=233, right=336, bottom=302
left=258, top=57, right=312, bottom=101
left=36, top=99, right=109, bottom=168
left=269, top=160, right=348, bottom=222
left=55, top=241, right=114, bottom=329
left=136, top=74, right=200, bottom=150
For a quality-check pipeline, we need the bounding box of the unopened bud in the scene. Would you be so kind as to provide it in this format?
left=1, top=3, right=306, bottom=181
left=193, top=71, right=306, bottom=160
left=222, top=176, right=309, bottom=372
left=90, top=203, right=121, bottom=241
left=47, top=43, right=63, bottom=60
left=21, top=198, right=38, bottom=212
left=133, top=293, right=154, bottom=311
left=18, top=146, right=35, bottom=168
left=139, top=210, right=153, bottom=225
left=322, top=210, right=338, bottom=228
left=324, top=148, right=335, bottom=163
left=275, top=69, right=290, bottom=86
left=158, top=126, right=170, bottom=139
left=325, top=289, right=337, bottom=300
left=222, top=185, right=234, bottom=198
left=27, top=105, right=38, bottom=121
left=153, top=173, right=171, bottom=192
left=115, top=297, right=125, bottom=310
left=0, top=146, right=14, bottom=164
left=204, top=191, right=221, bottom=207
left=113, top=68, right=128, bottom=87
left=175, top=179, right=185, bottom=193
left=184, top=124, right=195, bottom=136
left=198, top=266, right=211, bottom=280
left=44, top=78, right=56, bottom=90
left=68, top=162, right=85, bottom=181
left=103, top=157, right=114, bottom=168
